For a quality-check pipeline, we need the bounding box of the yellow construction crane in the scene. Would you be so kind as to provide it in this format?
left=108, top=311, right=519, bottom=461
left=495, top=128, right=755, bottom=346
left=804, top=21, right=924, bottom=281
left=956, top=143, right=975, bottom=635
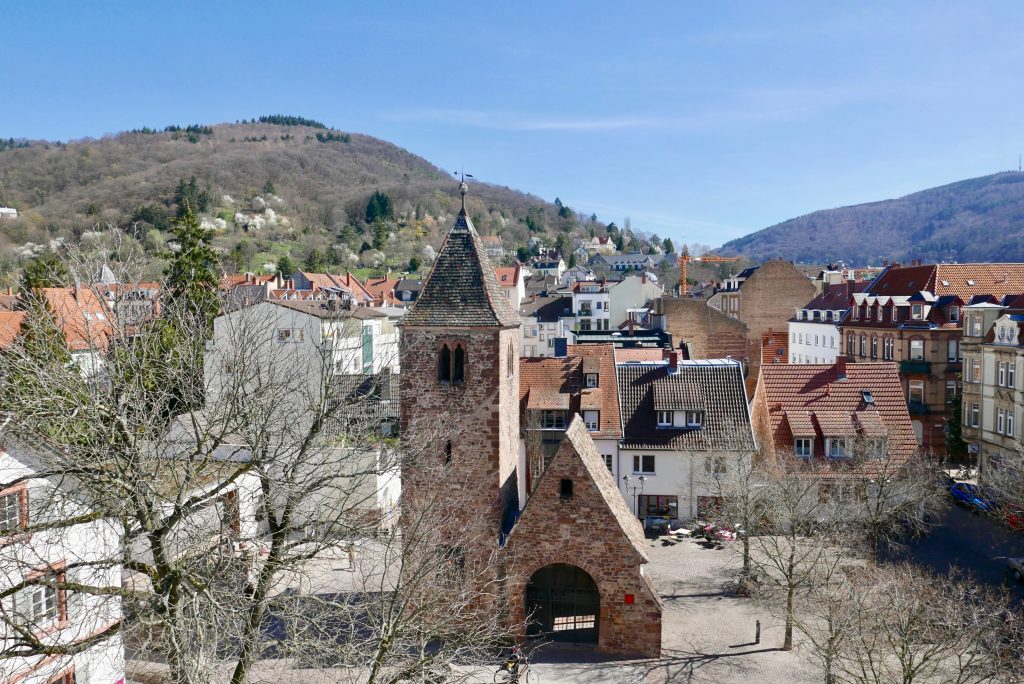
left=679, top=248, right=740, bottom=295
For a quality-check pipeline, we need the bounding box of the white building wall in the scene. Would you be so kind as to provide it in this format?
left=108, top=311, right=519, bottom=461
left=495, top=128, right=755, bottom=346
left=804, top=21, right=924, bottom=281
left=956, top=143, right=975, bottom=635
left=616, top=448, right=752, bottom=520
left=0, top=446, right=124, bottom=684
left=788, top=320, right=841, bottom=364
left=607, top=276, right=663, bottom=329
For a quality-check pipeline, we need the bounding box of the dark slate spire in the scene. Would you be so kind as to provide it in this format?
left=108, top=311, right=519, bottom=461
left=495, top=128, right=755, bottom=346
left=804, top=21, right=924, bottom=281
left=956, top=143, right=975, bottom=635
left=402, top=182, right=521, bottom=328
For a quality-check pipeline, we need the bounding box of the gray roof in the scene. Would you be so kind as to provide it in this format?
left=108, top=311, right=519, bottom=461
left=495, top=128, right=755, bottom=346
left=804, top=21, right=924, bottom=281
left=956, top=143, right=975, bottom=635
left=270, top=299, right=389, bottom=320
left=520, top=295, right=573, bottom=322
left=616, top=361, right=754, bottom=450
left=402, top=210, right=520, bottom=328
left=395, top=278, right=423, bottom=292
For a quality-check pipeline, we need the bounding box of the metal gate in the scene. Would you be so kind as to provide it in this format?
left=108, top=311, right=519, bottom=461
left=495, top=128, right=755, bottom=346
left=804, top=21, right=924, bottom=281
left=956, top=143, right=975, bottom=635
left=524, top=564, right=599, bottom=643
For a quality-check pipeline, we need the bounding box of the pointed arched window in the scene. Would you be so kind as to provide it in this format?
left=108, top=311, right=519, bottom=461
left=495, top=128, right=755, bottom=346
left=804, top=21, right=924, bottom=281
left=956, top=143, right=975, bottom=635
left=438, top=344, right=451, bottom=383
left=452, top=345, right=465, bottom=383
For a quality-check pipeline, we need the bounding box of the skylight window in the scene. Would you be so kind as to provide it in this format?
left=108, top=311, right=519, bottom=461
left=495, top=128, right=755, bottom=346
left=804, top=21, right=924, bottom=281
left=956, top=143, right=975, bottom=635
left=967, top=279, right=976, bottom=286
left=941, top=280, right=950, bottom=286
left=861, top=390, right=875, bottom=405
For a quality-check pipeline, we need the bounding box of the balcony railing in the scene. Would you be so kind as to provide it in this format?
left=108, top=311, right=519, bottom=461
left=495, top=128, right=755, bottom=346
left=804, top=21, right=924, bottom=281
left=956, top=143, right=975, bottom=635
left=908, top=400, right=930, bottom=416
left=900, top=359, right=931, bottom=375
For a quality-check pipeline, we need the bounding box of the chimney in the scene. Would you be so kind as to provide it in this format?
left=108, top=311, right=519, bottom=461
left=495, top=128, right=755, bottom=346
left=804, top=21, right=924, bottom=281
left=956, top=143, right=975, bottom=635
left=668, top=351, right=679, bottom=371
left=835, top=356, right=847, bottom=380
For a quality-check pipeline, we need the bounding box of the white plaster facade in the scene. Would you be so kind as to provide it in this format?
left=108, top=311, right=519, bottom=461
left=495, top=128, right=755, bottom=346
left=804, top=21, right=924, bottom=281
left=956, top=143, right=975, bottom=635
left=789, top=318, right=842, bottom=364
left=0, top=441, right=124, bottom=684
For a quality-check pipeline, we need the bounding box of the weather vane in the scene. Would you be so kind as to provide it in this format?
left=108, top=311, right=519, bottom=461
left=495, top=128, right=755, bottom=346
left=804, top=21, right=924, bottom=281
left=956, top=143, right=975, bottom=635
left=452, top=168, right=474, bottom=211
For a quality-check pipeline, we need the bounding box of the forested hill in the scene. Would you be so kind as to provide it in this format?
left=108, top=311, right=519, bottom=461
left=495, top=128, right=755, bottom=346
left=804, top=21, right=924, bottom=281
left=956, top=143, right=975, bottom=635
left=722, top=172, right=1024, bottom=265
left=0, top=117, right=626, bottom=282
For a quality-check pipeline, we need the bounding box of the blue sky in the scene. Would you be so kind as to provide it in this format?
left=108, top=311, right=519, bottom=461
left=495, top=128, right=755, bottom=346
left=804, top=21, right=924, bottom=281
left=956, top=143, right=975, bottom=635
left=4, top=2, right=1024, bottom=248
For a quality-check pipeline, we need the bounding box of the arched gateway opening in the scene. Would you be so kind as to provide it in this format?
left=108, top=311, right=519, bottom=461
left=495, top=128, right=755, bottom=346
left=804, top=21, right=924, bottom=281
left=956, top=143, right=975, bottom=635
left=524, top=564, right=599, bottom=644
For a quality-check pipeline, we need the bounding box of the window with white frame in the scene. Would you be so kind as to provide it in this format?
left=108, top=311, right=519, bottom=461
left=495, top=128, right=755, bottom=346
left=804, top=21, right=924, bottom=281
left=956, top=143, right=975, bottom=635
left=945, top=381, right=957, bottom=404
left=999, top=362, right=1007, bottom=387
left=583, top=410, right=599, bottom=431
left=969, top=403, right=980, bottom=428
left=603, top=454, right=614, bottom=473
left=1010, top=363, right=1017, bottom=389
left=971, top=315, right=983, bottom=336
left=860, top=335, right=867, bottom=356
left=911, top=304, right=923, bottom=320
left=633, top=454, right=655, bottom=474
left=997, top=408, right=1006, bottom=434
left=826, top=438, right=848, bottom=459
left=968, top=358, right=982, bottom=383
left=0, top=490, right=24, bottom=533
left=871, top=337, right=878, bottom=358
left=909, top=380, right=925, bottom=403
left=847, top=335, right=856, bottom=354
left=884, top=337, right=894, bottom=360
left=909, top=339, right=924, bottom=360
left=948, top=339, right=959, bottom=363
left=686, top=411, right=704, bottom=427
left=949, top=306, right=959, bottom=322
left=13, top=571, right=65, bottom=627
left=794, top=438, right=813, bottom=458
left=852, top=307, right=860, bottom=320
left=656, top=410, right=672, bottom=427
left=1008, top=411, right=1015, bottom=437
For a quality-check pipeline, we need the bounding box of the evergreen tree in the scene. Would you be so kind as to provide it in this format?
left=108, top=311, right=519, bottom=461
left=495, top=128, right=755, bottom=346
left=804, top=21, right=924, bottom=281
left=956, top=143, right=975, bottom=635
left=372, top=218, right=388, bottom=250
left=263, top=176, right=276, bottom=195
left=165, top=201, right=221, bottom=326
left=276, top=254, right=296, bottom=280
left=303, top=248, right=326, bottom=272
left=568, top=253, right=577, bottom=268
left=19, top=252, right=68, bottom=291
left=365, top=191, right=394, bottom=223
left=407, top=255, right=421, bottom=273
left=663, top=237, right=675, bottom=254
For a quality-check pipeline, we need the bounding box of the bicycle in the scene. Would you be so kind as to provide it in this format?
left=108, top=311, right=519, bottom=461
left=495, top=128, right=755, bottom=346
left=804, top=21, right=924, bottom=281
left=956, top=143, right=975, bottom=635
left=493, top=645, right=533, bottom=683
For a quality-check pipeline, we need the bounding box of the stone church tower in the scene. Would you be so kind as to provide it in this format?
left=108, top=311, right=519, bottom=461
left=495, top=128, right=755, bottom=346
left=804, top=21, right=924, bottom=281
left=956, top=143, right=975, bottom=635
left=399, top=182, right=523, bottom=566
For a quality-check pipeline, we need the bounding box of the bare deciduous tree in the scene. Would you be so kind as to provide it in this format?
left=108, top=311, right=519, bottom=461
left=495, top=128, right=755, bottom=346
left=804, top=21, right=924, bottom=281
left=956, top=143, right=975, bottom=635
left=0, top=250, right=519, bottom=684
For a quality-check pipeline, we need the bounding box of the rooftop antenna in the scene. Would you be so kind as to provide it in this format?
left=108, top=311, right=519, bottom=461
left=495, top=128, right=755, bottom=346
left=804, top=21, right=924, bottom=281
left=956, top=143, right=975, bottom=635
left=452, top=168, right=474, bottom=214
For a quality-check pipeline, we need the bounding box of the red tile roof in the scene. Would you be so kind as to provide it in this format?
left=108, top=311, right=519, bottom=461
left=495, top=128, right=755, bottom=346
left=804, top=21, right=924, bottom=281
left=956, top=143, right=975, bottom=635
left=494, top=265, right=521, bottom=287
left=362, top=276, right=401, bottom=305
left=868, top=263, right=1024, bottom=301
left=0, top=311, right=26, bottom=349
left=757, top=360, right=917, bottom=464
left=38, top=288, right=113, bottom=352
left=519, top=344, right=622, bottom=439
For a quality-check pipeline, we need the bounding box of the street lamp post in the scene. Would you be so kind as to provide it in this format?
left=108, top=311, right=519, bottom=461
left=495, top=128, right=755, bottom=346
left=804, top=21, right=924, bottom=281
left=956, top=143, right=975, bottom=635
left=622, top=474, right=646, bottom=519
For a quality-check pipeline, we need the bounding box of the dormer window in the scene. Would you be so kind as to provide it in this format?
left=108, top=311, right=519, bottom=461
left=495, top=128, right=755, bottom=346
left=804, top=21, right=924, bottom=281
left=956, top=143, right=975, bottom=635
left=852, top=307, right=860, bottom=320
left=949, top=306, right=959, bottom=322
left=911, top=304, right=923, bottom=320
left=583, top=410, right=599, bottom=431
left=686, top=411, right=703, bottom=427
left=585, top=373, right=599, bottom=388
left=794, top=438, right=813, bottom=458
left=826, top=438, right=849, bottom=459
left=656, top=411, right=672, bottom=427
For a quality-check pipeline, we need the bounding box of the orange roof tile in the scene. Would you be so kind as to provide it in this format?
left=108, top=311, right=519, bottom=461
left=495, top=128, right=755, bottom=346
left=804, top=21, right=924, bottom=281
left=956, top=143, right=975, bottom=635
left=39, top=287, right=112, bottom=352
left=0, top=311, right=26, bottom=350
left=519, top=344, right=622, bottom=439
left=757, top=360, right=917, bottom=462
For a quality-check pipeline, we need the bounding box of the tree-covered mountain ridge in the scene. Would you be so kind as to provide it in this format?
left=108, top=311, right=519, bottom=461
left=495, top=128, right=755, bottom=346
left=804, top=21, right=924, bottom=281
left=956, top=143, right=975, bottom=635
left=0, top=117, right=628, bottom=282
left=722, top=171, right=1024, bottom=265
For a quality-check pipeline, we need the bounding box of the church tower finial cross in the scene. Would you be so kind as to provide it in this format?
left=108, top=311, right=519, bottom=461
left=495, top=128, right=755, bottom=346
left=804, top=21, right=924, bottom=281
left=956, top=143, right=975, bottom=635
left=453, top=169, right=473, bottom=215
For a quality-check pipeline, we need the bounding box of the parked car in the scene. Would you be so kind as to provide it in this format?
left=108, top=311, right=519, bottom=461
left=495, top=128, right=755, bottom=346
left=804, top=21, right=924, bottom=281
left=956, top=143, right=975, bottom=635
left=1008, top=557, right=1024, bottom=582
left=950, top=483, right=997, bottom=513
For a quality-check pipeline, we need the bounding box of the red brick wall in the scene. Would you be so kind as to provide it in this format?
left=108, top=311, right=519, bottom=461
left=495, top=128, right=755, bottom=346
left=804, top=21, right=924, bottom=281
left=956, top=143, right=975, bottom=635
left=504, top=437, right=662, bottom=658
left=737, top=260, right=815, bottom=372
left=399, top=325, right=521, bottom=570
left=660, top=297, right=749, bottom=362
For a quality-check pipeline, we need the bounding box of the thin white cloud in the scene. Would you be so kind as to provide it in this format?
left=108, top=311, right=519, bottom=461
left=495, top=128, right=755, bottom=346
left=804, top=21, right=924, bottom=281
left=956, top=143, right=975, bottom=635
left=383, top=83, right=880, bottom=134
